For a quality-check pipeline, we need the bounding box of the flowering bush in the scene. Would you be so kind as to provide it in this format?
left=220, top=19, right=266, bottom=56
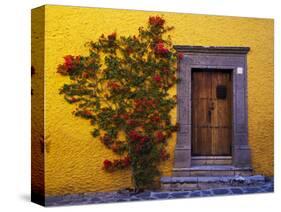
left=57, top=16, right=181, bottom=190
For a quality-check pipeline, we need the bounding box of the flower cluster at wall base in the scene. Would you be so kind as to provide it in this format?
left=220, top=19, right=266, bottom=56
left=57, top=16, right=181, bottom=190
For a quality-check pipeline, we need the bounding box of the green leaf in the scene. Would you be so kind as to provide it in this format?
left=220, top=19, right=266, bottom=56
left=91, top=129, right=100, bottom=138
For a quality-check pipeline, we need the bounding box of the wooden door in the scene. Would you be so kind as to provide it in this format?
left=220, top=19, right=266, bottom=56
left=192, top=69, right=232, bottom=156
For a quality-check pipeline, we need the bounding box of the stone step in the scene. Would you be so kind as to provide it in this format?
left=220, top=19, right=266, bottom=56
left=173, top=165, right=252, bottom=177
left=192, top=156, right=232, bottom=165
left=160, top=175, right=265, bottom=191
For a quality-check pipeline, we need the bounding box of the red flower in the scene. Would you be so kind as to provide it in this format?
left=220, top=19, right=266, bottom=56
left=134, top=98, right=142, bottom=107
left=178, top=52, right=184, bottom=60
left=70, top=97, right=79, bottom=103
left=107, top=81, right=120, bottom=90
left=120, top=114, right=129, bottom=120
left=103, top=159, right=113, bottom=169
left=140, top=136, right=149, bottom=144
left=154, top=42, right=169, bottom=55
left=83, top=109, right=92, bottom=116
left=123, top=156, right=131, bottom=166
left=153, top=74, right=161, bottom=83
left=149, top=16, right=165, bottom=27
left=82, top=72, right=89, bottom=78
left=64, top=55, right=74, bottom=69
left=156, top=131, right=165, bottom=142
left=134, top=98, right=156, bottom=111
left=151, top=114, right=160, bottom=122
left=57, top=55, right=75, bottom=75
left=129, top=130, right=142, bottom=142
left=108, top=32, right=116, bottom=41
left=126, top=119, right=137, bottom=126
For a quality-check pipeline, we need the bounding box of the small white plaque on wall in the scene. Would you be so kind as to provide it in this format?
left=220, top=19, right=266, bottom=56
left=237, top=67, right=243, bottom=74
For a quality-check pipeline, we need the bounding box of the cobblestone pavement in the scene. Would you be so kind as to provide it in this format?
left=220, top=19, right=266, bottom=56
left=45, top=181, right=273, bottom=206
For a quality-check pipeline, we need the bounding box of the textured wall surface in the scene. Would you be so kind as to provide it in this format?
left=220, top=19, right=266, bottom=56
left=31, top=7, right=45, bottom=197
left=34, top=5, right=273, bottom=196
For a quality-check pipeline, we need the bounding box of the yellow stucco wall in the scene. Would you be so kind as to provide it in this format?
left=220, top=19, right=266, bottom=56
left=31, top=7, right=45, bottom=197
left=32, top=5, right=274, bottom=196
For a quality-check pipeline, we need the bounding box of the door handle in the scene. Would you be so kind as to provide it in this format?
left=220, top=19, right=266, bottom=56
left=208, top=110, right=212, bottom=123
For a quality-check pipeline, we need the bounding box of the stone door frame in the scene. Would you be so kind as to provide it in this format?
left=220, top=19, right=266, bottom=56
left=173, top=45, right=251, bottom=171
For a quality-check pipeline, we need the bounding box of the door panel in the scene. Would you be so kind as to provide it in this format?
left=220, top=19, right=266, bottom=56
left=192, top=127, right=211, bottom=155
left=192, top=69, right=232, bottom=156
left=211, top=128, right=232, bottom=155
left=192, top=71, right=212, bottom=155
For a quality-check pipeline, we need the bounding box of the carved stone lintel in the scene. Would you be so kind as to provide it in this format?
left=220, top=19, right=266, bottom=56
left=174, top=45, right=250, bottom=54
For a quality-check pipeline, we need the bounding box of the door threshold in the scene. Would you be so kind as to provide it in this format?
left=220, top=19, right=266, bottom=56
left=192, top=156, right=232, bottom=159
left=192, top=156, right=232, bottom=165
